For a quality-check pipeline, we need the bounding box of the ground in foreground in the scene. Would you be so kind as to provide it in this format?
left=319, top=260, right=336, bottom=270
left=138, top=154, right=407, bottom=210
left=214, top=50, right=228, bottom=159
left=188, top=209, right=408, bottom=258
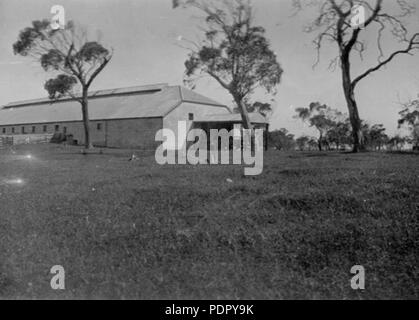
left=0, top=144, right=418, bottom=299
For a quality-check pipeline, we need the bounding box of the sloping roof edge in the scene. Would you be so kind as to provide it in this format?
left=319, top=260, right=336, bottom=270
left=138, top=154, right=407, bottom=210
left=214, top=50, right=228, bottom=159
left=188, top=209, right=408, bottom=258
left=3, top=83, right=170, bottom=109
left=162, top=86, right=230, bottom=117
left=195, top=112, right=269, bottom=124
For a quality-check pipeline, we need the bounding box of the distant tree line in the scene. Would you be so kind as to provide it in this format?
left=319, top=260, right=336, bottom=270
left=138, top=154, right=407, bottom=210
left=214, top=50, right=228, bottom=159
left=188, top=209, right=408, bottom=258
left=268, top=100, right=419, bottom=152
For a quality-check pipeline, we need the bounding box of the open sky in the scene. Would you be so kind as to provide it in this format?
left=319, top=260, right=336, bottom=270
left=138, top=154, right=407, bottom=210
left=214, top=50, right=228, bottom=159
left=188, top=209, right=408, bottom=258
left=0, top=0, right=418, bottom=137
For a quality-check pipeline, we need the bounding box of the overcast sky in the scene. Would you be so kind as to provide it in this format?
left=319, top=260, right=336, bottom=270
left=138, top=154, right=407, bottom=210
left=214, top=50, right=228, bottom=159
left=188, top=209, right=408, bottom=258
left=0, top=0, right=418, bottom=137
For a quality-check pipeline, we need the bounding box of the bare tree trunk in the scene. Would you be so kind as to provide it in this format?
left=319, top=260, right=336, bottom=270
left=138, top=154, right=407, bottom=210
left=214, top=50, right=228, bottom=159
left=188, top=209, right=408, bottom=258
left=81, top=88, right=93, bottom=149
left=317, top=132, right=323, bottom=151
left=234, top=96, right=253, bottom=130
left=341, top=56, right=364, bottom=153
left=347, top=95, right=363, bottom=152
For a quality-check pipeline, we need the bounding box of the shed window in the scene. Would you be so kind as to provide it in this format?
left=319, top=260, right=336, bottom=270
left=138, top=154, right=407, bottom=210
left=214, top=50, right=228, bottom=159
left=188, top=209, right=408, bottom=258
left=43, top=125, right=47, bottom=133
left=21, top=127, right=25, bottom=134
left=32, top=126, right=36, bottom=133
left=55, top=125, right=59, bottom=132
left=12, top=127, right=15, bottom=134
left=188, top=113, right=194, bottom=121
left=2, top=128, right=5, bottom=134
left=97, top=123, right=102, bottom=131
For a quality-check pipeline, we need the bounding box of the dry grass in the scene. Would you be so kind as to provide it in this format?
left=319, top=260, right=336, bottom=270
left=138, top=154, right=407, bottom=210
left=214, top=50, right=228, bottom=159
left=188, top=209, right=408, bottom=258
left=0, top=144, right=418, bottom=299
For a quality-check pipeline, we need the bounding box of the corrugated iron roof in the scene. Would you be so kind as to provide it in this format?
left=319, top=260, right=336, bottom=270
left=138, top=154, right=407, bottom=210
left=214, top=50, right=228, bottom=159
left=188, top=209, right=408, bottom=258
left=195, top=112, right=268, bottom=124
left=3, top=83, right=170, bottom=108
left=0, top=85, right=227, bottom=126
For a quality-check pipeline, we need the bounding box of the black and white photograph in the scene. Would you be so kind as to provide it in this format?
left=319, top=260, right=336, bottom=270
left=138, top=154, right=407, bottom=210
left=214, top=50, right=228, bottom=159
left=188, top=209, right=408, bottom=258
left=0, top=0, right=418, bottom=303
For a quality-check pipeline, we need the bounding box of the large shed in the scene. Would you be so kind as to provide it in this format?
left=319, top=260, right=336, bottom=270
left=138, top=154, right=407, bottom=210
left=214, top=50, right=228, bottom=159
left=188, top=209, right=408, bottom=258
left=0, top=83, right=268, bottom=150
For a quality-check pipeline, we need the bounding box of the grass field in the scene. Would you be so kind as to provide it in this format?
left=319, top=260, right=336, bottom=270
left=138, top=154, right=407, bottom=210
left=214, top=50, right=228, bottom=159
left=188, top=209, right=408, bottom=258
left=0, top=144, right=418, bottom=299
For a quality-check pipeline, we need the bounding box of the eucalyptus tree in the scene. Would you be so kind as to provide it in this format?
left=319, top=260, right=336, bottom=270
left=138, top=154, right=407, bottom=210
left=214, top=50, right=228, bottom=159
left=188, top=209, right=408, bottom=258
left=173, top=0, right=283, bottom=129
left=294, top=0, right=419, bottom=152
left=295, top=102, right=341, bottom=151
left=13, top=20, right=113, bottom=148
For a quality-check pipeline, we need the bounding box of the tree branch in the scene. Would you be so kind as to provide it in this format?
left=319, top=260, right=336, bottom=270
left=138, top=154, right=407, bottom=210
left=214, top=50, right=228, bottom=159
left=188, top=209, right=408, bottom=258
left=86, top=50, right=113, bottom=88
left=207, top=69, right=231, bottom=90
left=352, top=33, right=419, bottom=88
left=343, top=0, right=382, bottom=53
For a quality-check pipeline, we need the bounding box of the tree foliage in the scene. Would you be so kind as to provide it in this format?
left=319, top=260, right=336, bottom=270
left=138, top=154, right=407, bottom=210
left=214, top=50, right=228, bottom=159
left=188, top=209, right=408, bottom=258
left=363, top=123, right=389, bottom=150
left=44, top=74, right=78, bottom=100
left=296, top=136, right=310, bottom=151
left=233, top=101, right=273, bottom=118
left=325, top=119, right=351, bottom=150
left=268, top=128, right=296, bottom=151
left=398, top=98, right=419, bottom=148
left=295, top=135, right=319, bottom=151
left=387, top=135, right=409, bottom=150
left=295, top=102, right=344, bottom=150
